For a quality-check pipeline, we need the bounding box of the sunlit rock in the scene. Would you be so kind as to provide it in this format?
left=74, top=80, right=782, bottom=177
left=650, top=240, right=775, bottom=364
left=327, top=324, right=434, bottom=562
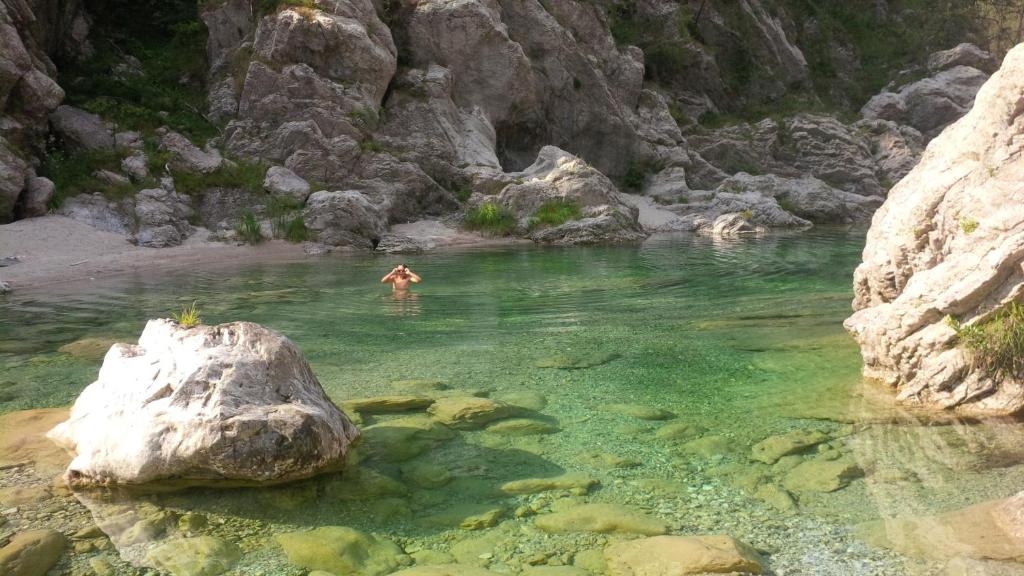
left=534, top=503, right=667, bottom=535
left=604, top=535, right=764, bottom=575
left=47, top=319, right=359, bottom=487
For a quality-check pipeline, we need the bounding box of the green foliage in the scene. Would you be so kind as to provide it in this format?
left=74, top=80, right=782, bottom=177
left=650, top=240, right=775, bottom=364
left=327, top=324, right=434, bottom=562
left=172, top=161, right=266, bottom=196
left=464, top=203, right=516, bottom=236
left=621, top=159, right=663, bottom=192
left=740, top=209, right=754, bottom=220
left=41, top=148, right=138, bottom=209
left=171, top=300, right=202, bottom=328
left=59, top=5, right=216, bottom=143
left=528, top=200, right=582, bottom=230
left=667, top=101, right=691, bottom=128
left=360, top=139, right=385, bottom=153
left=960, top=217, right=979, bottom=234
left=235, top=211, right=265, bottom=245
left=268, top=198, right=313, bottom=243
left=451, top=184, right=474, bottom=202
left=947, top=302, right=1024, bottom=377
left=607, top=1, right=697, bottom=84
left=349, top=108, right=379, bottom=129
left=256, top=0, right=317, bottom=16
left=778, top=198, right=798, bottom=214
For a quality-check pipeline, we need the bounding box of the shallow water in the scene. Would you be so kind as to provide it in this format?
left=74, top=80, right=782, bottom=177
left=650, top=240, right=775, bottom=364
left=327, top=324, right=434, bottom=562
left=2, top=229, right=1024, bottom=575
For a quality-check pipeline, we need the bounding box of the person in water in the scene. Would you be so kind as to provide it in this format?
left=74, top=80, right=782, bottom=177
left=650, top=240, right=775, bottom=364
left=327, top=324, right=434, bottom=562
left=381, top=264, right=422, bottom=291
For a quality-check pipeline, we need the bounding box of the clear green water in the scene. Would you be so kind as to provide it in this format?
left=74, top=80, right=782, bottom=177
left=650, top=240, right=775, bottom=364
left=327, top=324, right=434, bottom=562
left=3, top=229, right=1024, bottom=575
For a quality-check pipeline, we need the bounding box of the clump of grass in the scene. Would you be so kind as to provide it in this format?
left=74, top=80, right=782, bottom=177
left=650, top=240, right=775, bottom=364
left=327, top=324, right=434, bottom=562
left=256, top=0, right=317, bottom=15
left=171, top=301, right=202, bottom=328
left=528, top=200, right=582, bottom=230
left=740, top=209, right=754, bottom=220
left=452, top=184, right=473, bottom=202
left=268, top=198, right=312, bottom=242
left=947, top=302, right=1024, bottom=377
left=960, top=217, right=979, bottom=234
left=360, top=139, right=384, bottom=153
left=464, top=202, right=516, bottom=236
left=235, top=211, right=264, bottom=244
left=172, top=160, right=266, bottom=196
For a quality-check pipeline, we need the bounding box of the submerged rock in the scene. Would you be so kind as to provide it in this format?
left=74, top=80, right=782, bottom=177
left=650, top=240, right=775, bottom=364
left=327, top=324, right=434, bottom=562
left=427, top=396, right=517, bottom=429
left=485, top=418, right=557, bottom=436
left=599, top=403, right=674, bottom=421
left=845, top=44, right=1024, bottom=415
left=419, top=503, right=505, bottom=530
left=536, top=352, right=621, bottom=369
left=750, top=430, right=828, bottom=464
left=604, top=535, right=764, bottom=575
left=47, top=320, right=360, bottom=487
left=144, top=537, right=240, bottom=576
left=58, top=336, right=121, bottom=363
left=501, top=473, right=599, bottom=495
left=0, top=529, right=66, bottom=576
left=390, top=566, right=502, bottom=576
left=276, top=527, right=405, bottom=576
left=534, top=503, right=667, bottom=535
left=781, top=456, right=863, bottom=493
left=855, top=491, right=1024, bottom=562
left=342, top=395, right=435, bottom=414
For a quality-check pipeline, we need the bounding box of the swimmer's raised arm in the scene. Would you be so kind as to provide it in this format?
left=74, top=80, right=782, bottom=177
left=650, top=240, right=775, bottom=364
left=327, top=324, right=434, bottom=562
left=407, top=270, right=422, bottom=283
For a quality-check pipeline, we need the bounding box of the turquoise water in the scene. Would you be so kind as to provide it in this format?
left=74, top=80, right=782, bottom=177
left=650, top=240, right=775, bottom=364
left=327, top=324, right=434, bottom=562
left=2, top=229, right=1024, bottom=575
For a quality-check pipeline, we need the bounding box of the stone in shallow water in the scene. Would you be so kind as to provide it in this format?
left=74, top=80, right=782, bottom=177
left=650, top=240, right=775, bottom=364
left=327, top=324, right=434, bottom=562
left=427, top=396, right=517, bottom=429
left=391, top=379, right=449, bottom=392
left=855, top=490, right=1024, bottom=562
left=576, top=451, right=642, bottom=469
left=573, top=548, right=608, bottom=573
left=144, top=536, right=240, bottom=576
left=680, top=435, right=732, bottom=458
left=599, top=403, right=674, bottom=421
left=494, top=390, right=548, bottom=411
left=0, top=529, right=65, bottom=576
left=390, top=566, right=503, bottom=576
left=342, top=395, right=435, bottom=414
left=750, top=429, right=828, bottom=464
left=276, top=526, right=405, bottom=576
left=754, top=484, right=798, bottom=513
left=361, top=425, right=432, bottom=462
left=523, top=567, right=592, bottom=576
left=409, top=550, right=456, bottom=565
left=534, top=503, right=668, bottom=535
left=535, top=352, right=621, bottom=369
left=604, top=535, right=764, bottom=575
left=501, top=473, right=599, bottom=495
left=327, top=469, right=407, bottom=501
left=654, top=422, right=708, bottom=441
left=782, top=456, right=863, bottom=493
left=485, top=418, right=558, bottom=436
left=419, top=503, right=505, bottom=530
left=401, top=462, right=453, bottom=488
left=57, top=337, right=120, bottom=362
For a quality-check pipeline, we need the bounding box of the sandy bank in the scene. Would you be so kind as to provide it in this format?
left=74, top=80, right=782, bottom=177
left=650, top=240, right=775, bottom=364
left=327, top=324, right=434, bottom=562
left=0, top=216, right=525, bottom=292
left=0, top=215, right=307, bottom=291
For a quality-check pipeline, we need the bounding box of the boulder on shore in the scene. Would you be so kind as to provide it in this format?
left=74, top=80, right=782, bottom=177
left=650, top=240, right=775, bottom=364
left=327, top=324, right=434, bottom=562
left=47, top=319, right=360, bottom=487
left=845, top=44, right=1024, bottom=415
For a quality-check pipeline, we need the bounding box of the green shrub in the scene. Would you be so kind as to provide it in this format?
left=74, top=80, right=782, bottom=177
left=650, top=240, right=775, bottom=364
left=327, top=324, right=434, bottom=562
left=268, top=198, right=312, bottom=242
left=740, top=209, right=754, bottom=220
left=60, top=11, right=216, bottom=143
left=360, top=139, right=385, bottom=153
left=528, top=200, right=582, bottom=230
left=960, top=217, right=979, bottom=234
left=621, top=159, right=664, bottom=192
left=235, top=211, right=264, bottom=245
left=947, top=302, right=1024, bottom=377
left=464, top=203, right=516, bottom=236
left=452, top=185, right=474, bottom=202
left=171, top=301, right=202, bottom=328
left=172, top=161, right=266, bottom=196
left=41, top=148, right=139, bottom=209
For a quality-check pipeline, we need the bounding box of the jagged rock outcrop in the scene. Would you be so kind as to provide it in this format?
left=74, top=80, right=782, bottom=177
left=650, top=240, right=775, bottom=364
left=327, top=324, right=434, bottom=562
left=0, top=0, right=90, bottom=222
left=132, top=187, right=194, bottom=248
left=47, top=319, right=361, bottom=486
left=845, top=44, right=1024, bottom=415
left=861, top=43, right=994, bottom=140
left=715, top=172, right=880, bottom=224
left=484, top=146, right=645, bottom=244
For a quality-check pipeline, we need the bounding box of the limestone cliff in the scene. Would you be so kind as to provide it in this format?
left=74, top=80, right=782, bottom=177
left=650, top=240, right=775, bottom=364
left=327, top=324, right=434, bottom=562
left=845, top=44, right=1024, bottom=415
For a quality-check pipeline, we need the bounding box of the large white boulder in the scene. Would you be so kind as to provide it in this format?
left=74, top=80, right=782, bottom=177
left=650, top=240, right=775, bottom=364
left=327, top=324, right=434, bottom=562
left=47, top=319, right=360, bottom=487
left=845, top=44, right=1024, bottom=415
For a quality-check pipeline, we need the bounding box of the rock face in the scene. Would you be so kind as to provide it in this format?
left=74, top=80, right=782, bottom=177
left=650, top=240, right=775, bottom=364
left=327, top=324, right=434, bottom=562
left=861, top=44, right=994, bottom=140
left=489, top=146, right=645, bottom=244
left=845, top=44, right=1024, bottom=415
left=47, top=319, right=360, bottom=486
left=276, top=526, right=405, bottom=576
